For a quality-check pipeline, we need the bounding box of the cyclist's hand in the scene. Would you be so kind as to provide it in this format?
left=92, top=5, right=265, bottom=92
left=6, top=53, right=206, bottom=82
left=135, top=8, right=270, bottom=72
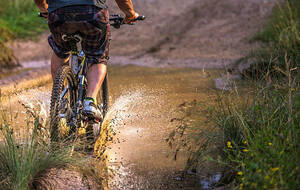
left=124, top=12, right=139, bottom=24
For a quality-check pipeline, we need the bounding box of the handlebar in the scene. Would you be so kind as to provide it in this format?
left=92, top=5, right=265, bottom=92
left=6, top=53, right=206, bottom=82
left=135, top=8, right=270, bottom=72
left=109, top=15, right=146, bottom=29
left=39, top=12, right=146, bottom=29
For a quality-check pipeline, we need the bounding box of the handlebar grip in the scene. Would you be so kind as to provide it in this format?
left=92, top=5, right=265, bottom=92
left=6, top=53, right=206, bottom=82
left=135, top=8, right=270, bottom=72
left=135, top=15, right=146, bottom=21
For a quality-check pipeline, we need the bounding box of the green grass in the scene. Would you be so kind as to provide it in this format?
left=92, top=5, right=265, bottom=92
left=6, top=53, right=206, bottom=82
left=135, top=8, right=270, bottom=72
left=0, top=0, right=47, bottom=70
left=214, top=76, right=299, bottom=189
left=167, top=1, right=300, bottom=189
left=253, top=0, right=300, bottom=44
left=210, top=1, right=300, bottom=188
left=0, top=0, right=47, bottom=41
left=245, top=0, right=300, bottom=80
left=169, top=63, right=299, bottom=189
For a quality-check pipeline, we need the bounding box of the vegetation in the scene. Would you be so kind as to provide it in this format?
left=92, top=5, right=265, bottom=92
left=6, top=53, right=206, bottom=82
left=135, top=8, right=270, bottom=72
left=0, top=0, right=47, bottom=71
left=169, top=1, right=299, bottom=189
left=0, top=0, right=47, bottom=40
left=246, top=0, right=300, bottom=80
left=214, top=75, right=299, bottom=189
left=0, top=105, right=103, bottom=190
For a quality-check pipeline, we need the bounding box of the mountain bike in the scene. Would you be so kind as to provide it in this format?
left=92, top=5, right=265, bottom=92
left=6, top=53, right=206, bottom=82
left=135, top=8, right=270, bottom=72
left=49, top=14, right=145, bottom=142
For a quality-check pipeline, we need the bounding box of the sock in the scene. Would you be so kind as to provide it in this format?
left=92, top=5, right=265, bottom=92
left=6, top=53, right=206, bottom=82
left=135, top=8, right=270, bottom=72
left=85, top=97, right=97, bottom=105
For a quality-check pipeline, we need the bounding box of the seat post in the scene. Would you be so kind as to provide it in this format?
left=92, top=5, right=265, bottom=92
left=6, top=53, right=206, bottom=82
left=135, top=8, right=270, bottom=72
left=62, top=34, right=82, bottom=75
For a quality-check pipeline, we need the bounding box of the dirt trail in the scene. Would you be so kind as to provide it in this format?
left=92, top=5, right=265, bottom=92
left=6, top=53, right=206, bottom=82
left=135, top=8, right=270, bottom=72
left=9, top=0, right=277, bottom=67
left=2, top=0, right=278, bottom=94
left=109, top=0, right=274, bottom=60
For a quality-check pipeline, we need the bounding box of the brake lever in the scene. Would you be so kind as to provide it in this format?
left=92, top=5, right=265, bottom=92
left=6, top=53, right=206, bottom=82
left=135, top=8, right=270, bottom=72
left=110, top=15, right=146, bottom=29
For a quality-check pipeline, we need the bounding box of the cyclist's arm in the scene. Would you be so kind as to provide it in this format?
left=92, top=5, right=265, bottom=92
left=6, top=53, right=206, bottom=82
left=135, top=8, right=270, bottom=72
left=115, top=0, right=138, bottom=22
left=34, top=0, right=48, bottom=13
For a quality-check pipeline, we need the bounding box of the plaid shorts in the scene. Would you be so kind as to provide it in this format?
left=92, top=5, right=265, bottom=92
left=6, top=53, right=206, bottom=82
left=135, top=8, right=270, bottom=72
left=48, top=5, right=111, bottom=65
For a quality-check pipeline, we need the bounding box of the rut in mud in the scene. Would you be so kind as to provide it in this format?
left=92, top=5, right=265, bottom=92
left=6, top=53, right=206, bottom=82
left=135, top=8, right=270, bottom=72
left=0, top=0, right=280, bottom=189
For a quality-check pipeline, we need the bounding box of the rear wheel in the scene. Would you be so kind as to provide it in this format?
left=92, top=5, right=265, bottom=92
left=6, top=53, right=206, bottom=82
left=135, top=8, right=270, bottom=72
left=50, top=65, right=77, bottom=142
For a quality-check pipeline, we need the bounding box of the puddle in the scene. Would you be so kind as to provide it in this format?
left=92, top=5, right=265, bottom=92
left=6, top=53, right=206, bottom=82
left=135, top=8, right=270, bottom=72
left=1, top=65, right=227, bottom=189
left=200, top=172, right=222, bottom=189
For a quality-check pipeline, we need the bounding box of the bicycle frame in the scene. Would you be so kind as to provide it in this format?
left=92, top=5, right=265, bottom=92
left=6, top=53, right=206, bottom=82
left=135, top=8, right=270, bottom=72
left=62, top=34, right=89, bottom=127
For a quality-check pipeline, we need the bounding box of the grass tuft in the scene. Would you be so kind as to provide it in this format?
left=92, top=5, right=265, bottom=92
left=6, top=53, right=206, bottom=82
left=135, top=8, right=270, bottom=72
left=212, top=62, right=299, bottom=189
left=170, top=60, right=299, bottom=189
left=0, top=103, right=103, bottom=190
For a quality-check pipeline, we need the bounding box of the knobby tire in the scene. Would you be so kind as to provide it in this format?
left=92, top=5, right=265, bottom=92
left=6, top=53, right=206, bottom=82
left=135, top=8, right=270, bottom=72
left=50, top=65, right=77, bottom=142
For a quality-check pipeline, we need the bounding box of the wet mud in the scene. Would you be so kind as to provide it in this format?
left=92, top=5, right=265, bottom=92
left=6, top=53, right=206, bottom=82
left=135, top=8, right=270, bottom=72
left=1, top=65, right=225, bottom=189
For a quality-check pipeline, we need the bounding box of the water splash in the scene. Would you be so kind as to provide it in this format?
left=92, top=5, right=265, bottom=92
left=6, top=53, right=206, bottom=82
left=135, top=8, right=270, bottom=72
left=17, top=88, right=51, bottom=122
left=94, top=89, right=164, bottom=189
left=103, top=90, right=145, bottom=128
left=94, top=90, right=146, bottom=156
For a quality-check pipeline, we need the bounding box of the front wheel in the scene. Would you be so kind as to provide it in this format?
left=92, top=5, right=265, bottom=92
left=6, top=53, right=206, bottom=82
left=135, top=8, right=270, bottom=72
left=50, top=65, right=77, bottom=142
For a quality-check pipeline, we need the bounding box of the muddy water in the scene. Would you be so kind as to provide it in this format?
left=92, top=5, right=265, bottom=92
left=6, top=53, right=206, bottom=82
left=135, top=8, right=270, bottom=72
left=99, top=66, right=220, bottom=190
left=2, top=65, right=223, bottom=189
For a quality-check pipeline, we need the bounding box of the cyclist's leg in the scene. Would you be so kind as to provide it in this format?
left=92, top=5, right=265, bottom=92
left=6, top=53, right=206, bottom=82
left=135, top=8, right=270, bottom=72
left=86, top=64, right=107, bottom=100
left=82, top=8, right=110, bottom=101
left=81, top=8, right=110, bottom=120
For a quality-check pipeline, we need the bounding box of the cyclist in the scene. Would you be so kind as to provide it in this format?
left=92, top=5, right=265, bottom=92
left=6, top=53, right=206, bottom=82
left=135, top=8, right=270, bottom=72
left=34, top=0, right=139, bottom=121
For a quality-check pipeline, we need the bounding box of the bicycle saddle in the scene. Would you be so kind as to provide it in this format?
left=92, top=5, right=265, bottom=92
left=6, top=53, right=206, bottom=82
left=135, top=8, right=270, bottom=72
left=62, top=34, right=82, bottom=43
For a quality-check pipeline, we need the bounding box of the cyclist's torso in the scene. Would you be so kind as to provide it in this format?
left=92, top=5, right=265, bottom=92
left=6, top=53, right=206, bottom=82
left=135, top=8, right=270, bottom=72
left=47, top=0, right=107, bottom=13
